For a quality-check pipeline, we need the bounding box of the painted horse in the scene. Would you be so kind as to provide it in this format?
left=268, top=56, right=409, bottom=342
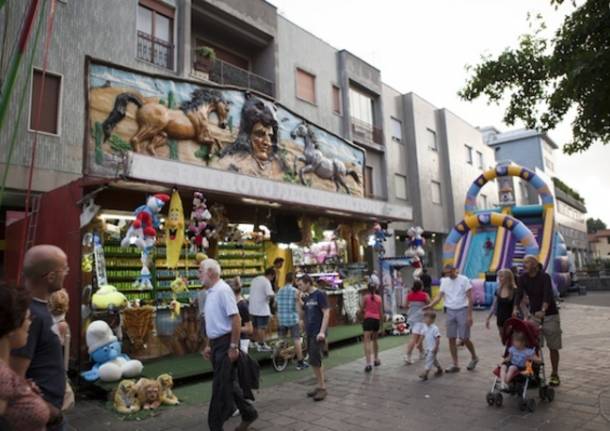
left=101, top=88, right=230, bottom=156
left=290, top=121, right=360, bottom=194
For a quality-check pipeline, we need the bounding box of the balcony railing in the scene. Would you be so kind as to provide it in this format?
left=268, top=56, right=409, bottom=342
left=137, top=31, right=174, bottom=70
left=351, top=117, right=383, bottom=146
left=194, top=58, right=274, bottom=97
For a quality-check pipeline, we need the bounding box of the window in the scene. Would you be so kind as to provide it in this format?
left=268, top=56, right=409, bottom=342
left=477, top=151, right=484, bottom=169
left=296, top=68, right=316, bottom=104
left=332, top=85, right=341, bottom=114
left=465, top=145, right=473, bottom=164
left=544, top=156, right=555, bottom=171
left=431, top=180, right=441, bottom=205
left=364, top=166, right=374, bottom=198
left=426, top=128, right=437, bottom=151
left=29, top=69, right=61, bottom=135
left=391, top=118, right=402, bottom=143
left=349, top=87, right=373, bottom=126
left=137, top=1, right=174, bottom=69
left=394, top=174, right=408, bottom=200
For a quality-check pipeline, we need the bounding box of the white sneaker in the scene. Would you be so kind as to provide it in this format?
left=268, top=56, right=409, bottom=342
left=257, top=343, right=272, bottom=352
left=404, top=356, right=413, bottom=365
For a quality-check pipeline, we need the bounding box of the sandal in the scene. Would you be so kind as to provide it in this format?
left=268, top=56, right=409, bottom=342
left=374, top=359, right=381, bottom=367
left=549, top=375, right=561, bottom=386
left=445, top=365, right=460, bottom=373
left=435, top=368, right=444, bottom=377
left=419, top=373, right=429, bottom=381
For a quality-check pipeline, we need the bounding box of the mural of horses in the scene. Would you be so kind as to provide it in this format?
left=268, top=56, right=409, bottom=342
left=290, top=121, right=360, bottom=194
left=101, top=88, right=230, bottom=156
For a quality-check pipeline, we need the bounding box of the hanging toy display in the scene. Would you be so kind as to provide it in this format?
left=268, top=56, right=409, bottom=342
left=120, top=193, right=170, bottom=290
left=372, top=223, right=390, bottom=256
left=404, top=226, right=427, bottom=278
left=165, top=190, right=185, bottom=269
left=187, top=192, right=213, bottom=253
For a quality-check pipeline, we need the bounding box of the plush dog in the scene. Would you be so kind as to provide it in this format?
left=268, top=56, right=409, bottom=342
left=157, top=374, right=179, bottom=406
left=113, top=379, right=141, bottom=414
left=135, top=378, right=162, bottom=410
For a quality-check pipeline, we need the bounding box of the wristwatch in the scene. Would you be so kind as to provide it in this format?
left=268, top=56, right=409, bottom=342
left=229, top=343, right=239, bottom=350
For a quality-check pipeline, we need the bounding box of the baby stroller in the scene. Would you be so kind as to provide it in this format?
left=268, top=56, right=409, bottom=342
left=486, top=317, right=555, bottom=412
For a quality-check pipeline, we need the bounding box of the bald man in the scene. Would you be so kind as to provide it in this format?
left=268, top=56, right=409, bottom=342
left=514, top=255, right=562, bottom=387
left=11, top=245, right=68, bottom=429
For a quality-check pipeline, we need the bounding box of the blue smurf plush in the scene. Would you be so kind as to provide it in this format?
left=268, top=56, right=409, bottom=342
left=81, top=321, right=143, bottom=382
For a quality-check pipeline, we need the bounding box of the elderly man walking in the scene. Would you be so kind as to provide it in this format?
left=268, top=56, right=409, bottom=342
left=11, top=245, right=68, bottom=430
left=426, top=264, right=479, bottom=373
left=200, top=259, right=257, bottom=431
left=514, top=255, right=562, bottom=386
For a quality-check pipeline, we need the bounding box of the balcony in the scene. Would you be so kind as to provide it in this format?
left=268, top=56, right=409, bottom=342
left=137, top=31, right=174, bottom=70
left=194, top=58, right=274, bottom=98
left=351, top=117, right=383, bottom=147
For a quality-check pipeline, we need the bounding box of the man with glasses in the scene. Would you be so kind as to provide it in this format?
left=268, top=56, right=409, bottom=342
left=11, top=245, right=69, bottom=430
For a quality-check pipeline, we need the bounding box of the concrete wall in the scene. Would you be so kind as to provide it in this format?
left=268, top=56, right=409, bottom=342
left=365, top=149, right=386, bottom=199
left=275, top=16, right=341, bottom=136
left=440, top=109, right=498, bottom=223
left=199, top=0, right=277, bottom=37
left=0, top=0, right=191, bottom=192
left=403, top=93, right=449, bottom=234
left=493, top=137, right=544, bottom=172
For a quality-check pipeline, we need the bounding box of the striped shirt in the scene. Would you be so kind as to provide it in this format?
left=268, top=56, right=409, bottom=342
left=276, top=284, right=299, bottom=327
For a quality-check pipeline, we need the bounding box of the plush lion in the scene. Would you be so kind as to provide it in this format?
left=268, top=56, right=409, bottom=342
left=157, top=374, right=179, bottom=405
left=135, top=378, right=161, bottom=410
left=113, top=379, right=141, bottom=414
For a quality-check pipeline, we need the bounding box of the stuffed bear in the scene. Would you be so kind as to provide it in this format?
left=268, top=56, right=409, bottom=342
left=135, top=378, right=161, bottom=410
left=187, top=192, right=213, bottom=253
left=113, top=379, right=141, bottom=414
left=392, top=314, right=409, bottom=336
left=81, top=321, right=143, bottom=382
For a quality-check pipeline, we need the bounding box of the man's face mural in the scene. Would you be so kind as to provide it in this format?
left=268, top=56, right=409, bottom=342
left=250, top=122, right=273, bottom=161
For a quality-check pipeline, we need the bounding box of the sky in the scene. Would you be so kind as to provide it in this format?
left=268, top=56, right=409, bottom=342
left=268, top=0, right=609, bottom=222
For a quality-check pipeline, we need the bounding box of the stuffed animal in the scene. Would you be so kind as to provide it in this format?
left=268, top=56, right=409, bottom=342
left=165, top=190, right=185, bottom=269
left=157, top=374, right=179, bottom=405
left=81, top=321, right=143, bottom=382
left=373, top=223, right=390, bottom=256
left=113, top=379, right=141, bottom=414
left=187, top=192, right=212, bottom=253
left=392, top=314, right=409, bottom=336
left=406, top=226, right=426, bottom=258
left=91, top=285, right=128, bottom=310
left=135, top=378, right=161, bottom=410
left=121, top=194, right=170, bottom=249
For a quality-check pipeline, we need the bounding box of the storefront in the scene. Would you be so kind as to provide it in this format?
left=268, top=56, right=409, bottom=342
left=5, top=59, right=412, bottom=381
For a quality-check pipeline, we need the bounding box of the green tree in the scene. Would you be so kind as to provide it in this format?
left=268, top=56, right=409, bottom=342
left=587, top=217, right=607, bottom=234
left=459, top=0, right=610, bottom=154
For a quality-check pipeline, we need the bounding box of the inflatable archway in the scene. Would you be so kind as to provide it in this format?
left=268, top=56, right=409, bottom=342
left=464, top=163, right=554, bottom=215
left=442, top=212, right=540, bottom=268
left=463, top=163, right=554, bottom=268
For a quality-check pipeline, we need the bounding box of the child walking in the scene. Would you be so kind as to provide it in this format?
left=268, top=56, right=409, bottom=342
left=404, top=280, right=430, bottom=364
left=362, top=282, right=383, bottom=372
left=419, top=310, right=443, bottom=381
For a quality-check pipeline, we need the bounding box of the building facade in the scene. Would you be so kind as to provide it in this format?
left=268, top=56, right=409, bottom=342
left=589, top=230, right=610, bottom=261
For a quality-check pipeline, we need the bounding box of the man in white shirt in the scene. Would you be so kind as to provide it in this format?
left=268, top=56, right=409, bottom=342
left=426, top=264, right=479, bottom=373
left=200, top=259, right=257, bottom=431
left=248, top=267, right=276, bottom=352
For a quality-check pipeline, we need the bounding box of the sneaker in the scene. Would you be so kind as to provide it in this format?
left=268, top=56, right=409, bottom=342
left=313, top=388, right=327, bottom=401
left=467, top=358, right=479, bottom=371
left=549, top=375, right=561, bottom=387
left=295, top=361, right=310, bottom=371
left=307, top=387, right=321, bottom=397
left=419, top=372, right=429, bottom=381
left=445, top=365, right=460, bottom=373
left=374, top=359, right=381, bottom=367
left=234, top=411, right=258, bottom=431
left=404, top=356, right=413, bottom=365
left=434, top=368, right=444, bottom=377
left=364, top=365, right=373, bottom=373
left=256, top=343, right=272, bottom=352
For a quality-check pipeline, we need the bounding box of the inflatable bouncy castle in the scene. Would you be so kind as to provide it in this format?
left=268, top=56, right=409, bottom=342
left=442, top=162, right=570, bottom=307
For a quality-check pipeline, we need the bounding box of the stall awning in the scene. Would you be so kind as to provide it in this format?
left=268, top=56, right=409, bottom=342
left=125, top=153, right=412, bottom=222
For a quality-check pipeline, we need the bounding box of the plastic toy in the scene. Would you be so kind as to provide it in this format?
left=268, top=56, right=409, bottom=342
left=157, top=374, right=179, bottom=405
left=82, top=320, right=143, bottom=382
left=113, top=379, right=141, bottom=414
left=91, top=285, right=128, bottom=310
left=392, top=314, right=409, bottom=335
left=165, top=190, right=185, bottom=269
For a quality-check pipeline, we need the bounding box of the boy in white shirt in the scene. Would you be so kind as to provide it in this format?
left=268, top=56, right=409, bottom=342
left=420, top=310, right=443, bottom=381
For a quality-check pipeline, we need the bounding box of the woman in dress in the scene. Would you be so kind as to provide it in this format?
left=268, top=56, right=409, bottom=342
left=486, top=269, right=517, bottom=340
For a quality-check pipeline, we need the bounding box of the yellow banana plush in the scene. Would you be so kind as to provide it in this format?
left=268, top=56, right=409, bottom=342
left=165, top=190, right=185, bottom=269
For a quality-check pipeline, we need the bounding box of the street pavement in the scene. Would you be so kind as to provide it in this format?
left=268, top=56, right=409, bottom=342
left=68, top=292, right=610, bottom=430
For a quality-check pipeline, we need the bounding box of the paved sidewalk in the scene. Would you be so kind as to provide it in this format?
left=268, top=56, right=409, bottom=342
left=68, top=295, right=610, bottom=431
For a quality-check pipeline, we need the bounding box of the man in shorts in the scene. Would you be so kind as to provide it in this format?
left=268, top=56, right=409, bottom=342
left=276, top=273, right=308, bottom=370
left=248, top=267, right=275, bottom=352
left=514, top=255, right=562, bottom=386
left=298, top=275, right=329, bottom=401
left=426, top=264, right=479, bottom=373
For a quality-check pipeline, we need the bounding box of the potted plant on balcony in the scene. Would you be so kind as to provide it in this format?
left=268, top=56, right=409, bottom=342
left=194, top=46, right=216, bottom=73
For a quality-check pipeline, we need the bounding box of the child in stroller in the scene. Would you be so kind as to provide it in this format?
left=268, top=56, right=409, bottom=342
left=486, top=317, right=555, bottom=412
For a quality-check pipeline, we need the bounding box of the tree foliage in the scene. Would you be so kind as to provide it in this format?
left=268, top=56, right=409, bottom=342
left=587, top=217, right=607, bottom=234
left=459, top=0, right=610, bottom=154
